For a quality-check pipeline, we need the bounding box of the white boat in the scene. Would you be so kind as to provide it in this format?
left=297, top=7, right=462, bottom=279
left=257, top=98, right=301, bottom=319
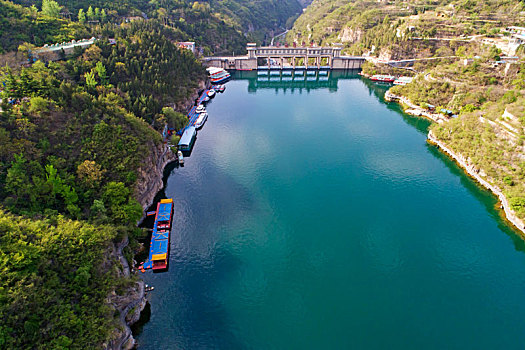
left=394, top=76, right=414, bottom=86
left=203, top=96, right=210, bottom=102
left=177, top=150, right=184, bottom=165
left=206, top=67, right=231, bottom=84
left=207, top=89, right=216, bottom=98
left=196, top=105, right=206, bottom=113
left=195, top=113, right=208, bottom=129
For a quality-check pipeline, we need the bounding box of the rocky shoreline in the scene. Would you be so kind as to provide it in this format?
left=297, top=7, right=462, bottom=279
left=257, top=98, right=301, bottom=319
left=135, top=80, right=207, bottom=221
left=106, top=236, right=145, bottom=349
left=384, top=91, right=449, bottom=124
left=385, top=88, right=525, bottom=235
left=108, top=79, right=208, bottom=349
left=427, top=131, right=525, bottom=235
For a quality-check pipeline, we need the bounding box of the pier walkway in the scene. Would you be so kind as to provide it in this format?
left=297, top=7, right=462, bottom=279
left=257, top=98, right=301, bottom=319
left=176, top=85, right=222, bottom=136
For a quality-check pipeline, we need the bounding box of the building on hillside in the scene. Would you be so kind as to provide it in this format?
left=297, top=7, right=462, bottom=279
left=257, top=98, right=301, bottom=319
left=123, top=16, right=144, bottom=23
left=509, top=34, right=525, bottom=55
left=35, top=37, right=97, bottom=62
left=505, top=26, right=525, bottom=35
left=177, top=42, right=195, bottom=54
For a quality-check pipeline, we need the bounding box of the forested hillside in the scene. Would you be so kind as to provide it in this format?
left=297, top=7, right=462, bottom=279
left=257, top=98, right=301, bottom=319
left=0, top=211, right=123, bottom=348
left=0, top=0, right=89, bottom=53
left=11, top=0, right=304, bottom=47
left=288, top=0, right=525, bottom=224
left=288, top=0, right=525, bottom=56
left=0, top=2, right=206, bottom=346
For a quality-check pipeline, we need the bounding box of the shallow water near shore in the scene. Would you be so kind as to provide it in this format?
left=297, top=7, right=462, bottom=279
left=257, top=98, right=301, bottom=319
left=136, top=71, right=525, bottom=349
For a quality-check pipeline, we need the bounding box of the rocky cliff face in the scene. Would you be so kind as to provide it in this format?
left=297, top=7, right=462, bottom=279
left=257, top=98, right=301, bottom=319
left=105, top=280, right=146, bottom=350
left=134, top=142, right=176, bottom=213
left=338, top=27, right=363, bottom=43
left=103, top=236, right=146, bottom=350
left=175, top=80, right=207, bottom=112
left=108, top=79, right=208, bottom=349
left=136, top=80, right=207, bottom=214
left=102, top=142, right=172, bottom=350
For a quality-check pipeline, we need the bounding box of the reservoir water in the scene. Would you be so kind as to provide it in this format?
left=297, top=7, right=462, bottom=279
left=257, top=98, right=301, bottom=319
left=136, top=71, right=525, bottom=349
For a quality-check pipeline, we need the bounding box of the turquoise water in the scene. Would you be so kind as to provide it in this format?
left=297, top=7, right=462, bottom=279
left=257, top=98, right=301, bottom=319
left=136, top=71, right=525, bottom=349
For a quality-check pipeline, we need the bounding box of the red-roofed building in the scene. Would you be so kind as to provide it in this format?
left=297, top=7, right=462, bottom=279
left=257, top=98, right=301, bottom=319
left=177, top=42, right=195, bottom=54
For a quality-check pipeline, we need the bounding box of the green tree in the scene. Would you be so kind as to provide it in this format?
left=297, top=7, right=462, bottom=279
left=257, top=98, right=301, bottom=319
left=86, top=6, right=94, bottom=21
left=77, top=160, right=105, bottom=188
left=41, top=0, right=61, bottom=18
left=78, top=9, right=86, bottom=24
left=94, top=7, right=100, bottom=19
left=157, top=7, right=168, bottom=25
left=95, top=61, right=108, bottom=85
left=84, top=70, right=97, bottom=88
left=102, top=182, right=129, bottom=209
left=5, top=154, right=30, bottom=201
left=101, top=9, right=107, bottom=22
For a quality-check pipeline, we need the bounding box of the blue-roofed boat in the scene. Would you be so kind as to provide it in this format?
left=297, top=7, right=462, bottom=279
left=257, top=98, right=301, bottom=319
left=141, top=199, right=174, bottom=271
left=178, top=126, right=197, bottom=152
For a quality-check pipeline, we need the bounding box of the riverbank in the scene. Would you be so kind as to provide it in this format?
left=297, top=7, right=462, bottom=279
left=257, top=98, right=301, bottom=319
left=386, top=87, right=525, bottom=236
left=136, top=73, right=525, bottom=349
left=110, top=79, right=209, bottom=349
left=428, top=130, right=525, bottom=235
left=385, top=91, right=448, bottom=124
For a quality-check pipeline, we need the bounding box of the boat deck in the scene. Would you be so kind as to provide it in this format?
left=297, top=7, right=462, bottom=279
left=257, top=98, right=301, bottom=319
left=176, top=85, right=222, bottom=136
left=141, top=200, right=174, bottom=270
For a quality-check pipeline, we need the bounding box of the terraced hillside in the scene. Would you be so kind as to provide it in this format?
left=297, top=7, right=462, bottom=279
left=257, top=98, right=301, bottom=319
left=288, top=0, right=525, bottom=58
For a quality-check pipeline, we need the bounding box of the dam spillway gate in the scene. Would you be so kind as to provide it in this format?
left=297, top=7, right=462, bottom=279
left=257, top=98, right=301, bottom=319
left=204, top=43, right=365, bottom=70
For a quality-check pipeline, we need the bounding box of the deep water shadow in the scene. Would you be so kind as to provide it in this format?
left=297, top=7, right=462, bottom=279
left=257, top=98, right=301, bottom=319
left=131, top=301, right=151, bottom=336
left=360, top=74, right=525, bottom=253
left=426, top=143, right=525, bottom=253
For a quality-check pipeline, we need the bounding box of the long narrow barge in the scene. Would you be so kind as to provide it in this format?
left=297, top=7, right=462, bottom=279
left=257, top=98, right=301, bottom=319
left=141, top=198, right=174, bottom=271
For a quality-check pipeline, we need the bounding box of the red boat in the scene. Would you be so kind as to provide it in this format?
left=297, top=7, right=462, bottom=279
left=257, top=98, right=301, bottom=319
left=370, top=74, right=396, bottom=83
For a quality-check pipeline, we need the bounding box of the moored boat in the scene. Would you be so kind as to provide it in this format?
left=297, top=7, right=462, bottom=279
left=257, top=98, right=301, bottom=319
left=178, top=126, right=197, bottom=152
left=177, top=150, right=184, bottom=165
left=217, top=85, right=225, bottom=92
left=195, top=113, right=208, bottom=129
left=196, top=104, right=206, bottom=113
left=370, top=74, right=396, bottom=83
left=150, top=198, right=174, bottom=271
left=206, top=67, right=231, bottom=84
left=207, top=89, right=216, bottom=98
left=393, top=76, right=414, bottom=86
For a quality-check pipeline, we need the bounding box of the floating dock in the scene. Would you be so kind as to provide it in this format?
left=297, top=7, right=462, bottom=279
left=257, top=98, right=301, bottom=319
left=141, top=199, right=174, bottom=271
left=177, top=85, right=224, bottom=136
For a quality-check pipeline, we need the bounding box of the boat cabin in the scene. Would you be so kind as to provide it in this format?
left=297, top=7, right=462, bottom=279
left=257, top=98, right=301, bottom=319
left=178, top=126, right=197, bottom=152
left=152, top=253, right=167, bottom=270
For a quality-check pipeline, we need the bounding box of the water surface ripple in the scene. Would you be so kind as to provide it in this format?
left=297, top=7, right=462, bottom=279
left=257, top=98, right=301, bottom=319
left=137, top=71, right=525, bottom=349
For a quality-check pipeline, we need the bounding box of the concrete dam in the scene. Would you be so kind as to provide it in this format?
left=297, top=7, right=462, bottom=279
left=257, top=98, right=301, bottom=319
left=204, top=43, right=365, bottom=70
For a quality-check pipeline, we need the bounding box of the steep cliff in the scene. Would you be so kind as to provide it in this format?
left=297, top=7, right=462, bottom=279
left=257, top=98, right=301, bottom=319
left=134, top=142, right=176, bottom=212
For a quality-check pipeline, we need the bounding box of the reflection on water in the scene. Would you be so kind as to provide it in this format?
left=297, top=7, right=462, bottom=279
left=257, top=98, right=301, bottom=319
left=136, top=70, right=525, bottom=350
left=426, top=144, right=525, bottom=253
left=234, top=69, right=360, bottom=92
